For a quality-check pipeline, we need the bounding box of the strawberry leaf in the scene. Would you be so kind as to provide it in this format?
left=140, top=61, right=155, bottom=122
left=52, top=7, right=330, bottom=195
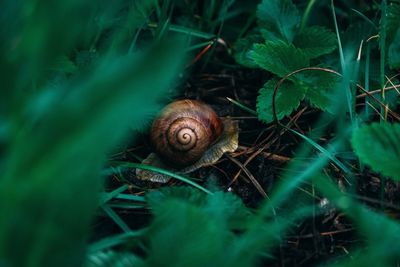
left=294, top=26, right=337, bottom=59
left=257, top=79, right=306, bottom=123
left=256, top=0, right=300, bottom=42
left=143, top=187, right=276, bottom=267
left=352, top=123, right=400, bottom=180
left=147, top=186, right=251, bottom=231
left=297, top=70, right=341, bottom=111
left=250, top=41, right=310, bottom=77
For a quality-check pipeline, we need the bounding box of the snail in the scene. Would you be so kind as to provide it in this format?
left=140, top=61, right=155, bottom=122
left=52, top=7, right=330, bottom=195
left=136, top=99, right=239, bottom=183
left=150, top=99, right=224, bottom=167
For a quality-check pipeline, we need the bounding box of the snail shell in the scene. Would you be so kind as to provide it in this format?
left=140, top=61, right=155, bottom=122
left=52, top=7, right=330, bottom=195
left=150, top=99, right=223, bottom=167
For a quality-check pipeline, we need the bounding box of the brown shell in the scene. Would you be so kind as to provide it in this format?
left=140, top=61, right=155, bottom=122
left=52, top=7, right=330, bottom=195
left=150, top=99, right=223, bottom=167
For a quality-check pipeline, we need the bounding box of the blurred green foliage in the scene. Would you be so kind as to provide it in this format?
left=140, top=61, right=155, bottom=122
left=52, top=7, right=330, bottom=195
left=0, top=0, right=184, bottom=266
left=1, top=0, right=400, bottom=267
left=352, top=122, right=400, bottom=180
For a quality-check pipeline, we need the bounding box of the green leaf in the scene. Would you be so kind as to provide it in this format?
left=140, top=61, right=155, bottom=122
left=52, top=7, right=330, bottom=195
left=89, top=232, right=143, bottom=253
left=352, top=123, right=400, bottom=180
left=298, top=70, right=341, bottom=111
left=257, top=79, right=306, bottom=123
left=145, top=198, right=232, bottom=267
left=143, top=187, right=291, bottom=267
left=147, top=186, right=252, bottom=231
left=233, top=33, right=264, bottom=68
left=388, top=28, right=400, bottom=69
left=250, top=41, right=310, bottom=77
left=147, top=186, right=207, bottom=208
left=293, top=26, right=337, bottom=58
left=256, top=0, right=300, bottom=42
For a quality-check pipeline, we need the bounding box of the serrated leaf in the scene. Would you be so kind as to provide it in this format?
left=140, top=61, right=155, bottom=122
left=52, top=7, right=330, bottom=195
left=147, top=186, right=252, bottom=230
left=297, top=70, right=341, bottom=111
left=257, top=79, right=306, bottom=123
left=146, top=186, right=207, bottom=208
left=256, top=0, right=300, bottom=42
left=250, top=41, right=310, bottom=77
left=143, top=187, right=293, bottom=267
left=233, top=33, right=264, bottom=68
left=388, top=28, right=400, bottom=69
left=294, top=26, right=337, bottom=58
left=352, top=123, right=400, bottom=180
left=145, top=199, right=232, bottom=267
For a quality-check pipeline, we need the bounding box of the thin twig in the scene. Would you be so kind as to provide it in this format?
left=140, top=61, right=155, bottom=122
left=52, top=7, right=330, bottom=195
left=226, top=154, right=268, bottom=198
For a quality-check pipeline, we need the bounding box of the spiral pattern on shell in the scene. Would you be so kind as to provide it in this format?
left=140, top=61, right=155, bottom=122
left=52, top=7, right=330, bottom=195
left=150, top=100, right=223, bottom=167
left=166, top=118, right=199, bottom=151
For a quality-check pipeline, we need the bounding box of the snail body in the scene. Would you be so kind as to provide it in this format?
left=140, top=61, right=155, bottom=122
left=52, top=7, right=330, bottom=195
left=150, top=99, right=223, bottom=167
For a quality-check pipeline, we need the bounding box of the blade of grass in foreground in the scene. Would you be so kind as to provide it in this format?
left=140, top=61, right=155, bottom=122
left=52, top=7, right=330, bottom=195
left=0, top=29, right=184, bottom=267
left=331, top=0, right=355, bottom=125
left=313, top=173, right=400, bottom=266
left=108, top=161, right=213, bottom=195
left=88, top=231, right=145, bottom=253
left=102, top=205, right=131, bottom=232
left=284, top=127, right=350, bottom=173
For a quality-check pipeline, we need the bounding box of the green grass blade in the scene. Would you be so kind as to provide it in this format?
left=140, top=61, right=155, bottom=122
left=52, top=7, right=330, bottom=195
left=149, top=23, right=216, bottom=40
left=102, top=205, right=131, bottom=232
left=351, top=8, right=378, bottom=30
left=331, top=0, right=354, bottom=123
left=284, top=127, right=350, bottom=173
left=107, top=203, right=147, bottom=209
left=99, top=185, right=129, bottom=205
left=114, top=194, right=146, bottom=202
left=226, top=97, right=258, bottom=115
left=110, top=161, right=213, bottom=195
left=300, top=0, right=318, bottom=31
left=88, top=232, right=144, bottom=253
